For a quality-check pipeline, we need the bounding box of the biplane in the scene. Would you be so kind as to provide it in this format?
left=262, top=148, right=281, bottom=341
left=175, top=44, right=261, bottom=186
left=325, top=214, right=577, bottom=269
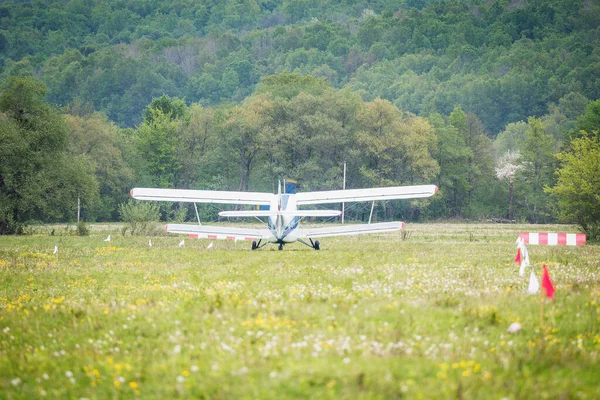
left=130, top=181, right=437, bottom=250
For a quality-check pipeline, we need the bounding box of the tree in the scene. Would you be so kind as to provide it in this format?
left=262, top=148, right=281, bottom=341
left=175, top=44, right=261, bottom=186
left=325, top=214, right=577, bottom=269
left=515, top=117, right=556, bottom=223
left=428, top=113, right=471, bottom=218
left=575, top=99, right=600, bottom=138
left=176, top=103, right=222, bottom=190
left=65, top=113, right=133, bottom=221
left=0, top=77, right=98, bottom=233
left=223, top=95, right=274, bottom=191
left=547, top=132, right=600, bottom=239
left=255, top=72, right=330, bottom=100
left=495, top=150, right=523, bottom=220
left=143, top=95, right=187, bottom=123
left=135, top=108, right=182, bottom=188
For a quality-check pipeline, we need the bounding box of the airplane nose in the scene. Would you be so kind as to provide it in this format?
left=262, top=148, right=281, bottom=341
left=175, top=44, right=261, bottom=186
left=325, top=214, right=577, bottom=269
left=130, top=189, right=134, bottom=197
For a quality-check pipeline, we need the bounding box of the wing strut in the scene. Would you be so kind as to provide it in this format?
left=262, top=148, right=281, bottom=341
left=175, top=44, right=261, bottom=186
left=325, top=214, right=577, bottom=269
left=368, top=201, right=375, bottom=224
left=193, top=203, right=202, bottom=226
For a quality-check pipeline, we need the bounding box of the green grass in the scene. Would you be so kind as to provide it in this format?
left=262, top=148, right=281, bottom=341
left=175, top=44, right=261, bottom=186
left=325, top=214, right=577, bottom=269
left=1, top=223, right=599, bottom=399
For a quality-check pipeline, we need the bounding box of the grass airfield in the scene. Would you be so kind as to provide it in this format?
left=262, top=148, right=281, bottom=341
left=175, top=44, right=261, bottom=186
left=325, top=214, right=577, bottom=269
left=1, top=223, right=599, bottom=399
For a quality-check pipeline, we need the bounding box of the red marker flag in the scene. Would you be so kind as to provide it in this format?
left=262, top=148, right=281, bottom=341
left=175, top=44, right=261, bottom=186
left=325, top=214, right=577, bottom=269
left=514, top=248, right=521, bottom=264
left=541, top=265, right=555, bottom=299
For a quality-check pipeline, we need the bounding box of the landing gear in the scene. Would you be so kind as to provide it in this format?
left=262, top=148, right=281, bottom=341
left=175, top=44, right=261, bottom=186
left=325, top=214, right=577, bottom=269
left=297, top=238, right=321, bottom=250
left=278, top=243, right=284, bottom=251
left=252, top=241, right=257, bottom=250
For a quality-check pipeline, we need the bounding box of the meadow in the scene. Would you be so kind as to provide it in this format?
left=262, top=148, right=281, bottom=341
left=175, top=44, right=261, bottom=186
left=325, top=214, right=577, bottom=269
left=0, top=223, right=598, bottom=399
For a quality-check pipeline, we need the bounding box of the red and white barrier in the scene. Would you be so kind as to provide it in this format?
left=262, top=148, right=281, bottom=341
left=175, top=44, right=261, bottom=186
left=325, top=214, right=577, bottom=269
left=188, top=234, right=254, bottom=241
left=519, top=232, right=586, bottom=246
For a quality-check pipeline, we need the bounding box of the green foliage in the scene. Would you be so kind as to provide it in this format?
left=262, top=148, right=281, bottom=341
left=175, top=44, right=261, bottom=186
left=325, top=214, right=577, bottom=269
left=143, top=95, right=187, bottom=123
left=118, top=200, right=160, bottom=236
left=1, top=1, right=598, bottom=134
left=0, top=77, right=98, bottom=234
left=515, top=117, right=557, bottom=223
left=575, top=100, right=600, bottom=137
left=77, top=221, right=90, bottom=236
left=547, top=132, right=600, bottom=240
left=135, top=109, right=182, bottom=188
left=65, top=113, right=133, bottom=221
left=255, top=72, right=330, bottom=100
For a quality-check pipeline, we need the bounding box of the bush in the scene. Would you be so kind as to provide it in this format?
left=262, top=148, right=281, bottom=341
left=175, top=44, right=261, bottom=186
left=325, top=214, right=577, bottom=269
left=77, top=221, right=90, bottom=236
left=118, top=201, right=160, bottom=236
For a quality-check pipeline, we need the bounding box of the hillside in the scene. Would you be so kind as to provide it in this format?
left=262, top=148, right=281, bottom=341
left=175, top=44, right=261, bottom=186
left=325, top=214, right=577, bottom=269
left=1, top=0, right=599, bottom=131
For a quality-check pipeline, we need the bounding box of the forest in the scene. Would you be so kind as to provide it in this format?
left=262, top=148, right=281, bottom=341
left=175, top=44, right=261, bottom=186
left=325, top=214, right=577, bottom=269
left=0, top=0, right=599, bottom=237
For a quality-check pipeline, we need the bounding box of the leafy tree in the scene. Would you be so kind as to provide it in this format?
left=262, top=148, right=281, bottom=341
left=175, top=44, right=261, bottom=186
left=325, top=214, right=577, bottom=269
left=135, top=108, right=182, bottom=188
left=428, top=113, right=470, bottom=217
left=143, top=95, right=187, bottom=123
left=0, top=77, right=98, bottom=233
left=176, top=103, right=217, bottom=188
left=575, top=99, right=600, bottom=138
left=514, top=117, right=556, bottom=223
left=547, top=132, right=600, bottom=239
left=222, top=95, right=274, bottom=191
left=65, top=113, right=133, bottom=221
left=255, top=72, right=330, bottom=100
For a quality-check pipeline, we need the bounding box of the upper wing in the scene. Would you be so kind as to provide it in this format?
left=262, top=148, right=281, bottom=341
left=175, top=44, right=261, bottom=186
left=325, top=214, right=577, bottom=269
left=295, top=185, right=437, bottom=205
left=131, top=188, right=274, bottom=205
left=166, top=223, right=271, bottom=240
left=298, top=221, right=404, bottom=238
left=218, top=210, right=341, bottom=218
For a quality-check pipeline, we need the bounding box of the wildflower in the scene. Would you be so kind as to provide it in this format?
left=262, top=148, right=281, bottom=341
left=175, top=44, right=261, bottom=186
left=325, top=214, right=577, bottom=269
left=176, top=375, right=185, bottom=383
left=129, top=382, right=138, bottom=389
left=343, top=357, right=351, bottom=364
left=11, top=378, right=21, bottom=386
left=191, top=365, right=199, bottom=372
left=269, top=371, right=277, bottom=378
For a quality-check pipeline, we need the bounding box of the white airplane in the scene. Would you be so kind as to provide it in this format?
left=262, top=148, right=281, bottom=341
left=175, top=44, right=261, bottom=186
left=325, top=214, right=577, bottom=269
left=130, top=182, right=437, bottom=250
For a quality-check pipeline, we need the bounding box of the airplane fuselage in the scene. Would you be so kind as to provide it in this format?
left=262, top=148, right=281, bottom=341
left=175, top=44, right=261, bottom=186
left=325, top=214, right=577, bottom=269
left=268, top=194, right=300, bottom=244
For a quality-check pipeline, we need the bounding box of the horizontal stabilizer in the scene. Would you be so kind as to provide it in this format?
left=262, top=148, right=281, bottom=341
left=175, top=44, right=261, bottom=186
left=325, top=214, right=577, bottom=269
left=300, top=221, right=404, bottom=238
left=218, top=210, right=341, bottom=218
left=131, top=188, right=274, bottom=205
left=166, top=224, right=271, bottom=241
left=295, top=185, right=437, bottom=205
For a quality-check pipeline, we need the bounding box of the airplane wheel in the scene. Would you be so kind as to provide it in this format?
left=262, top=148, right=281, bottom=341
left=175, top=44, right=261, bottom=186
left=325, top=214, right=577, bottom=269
left=314, top=240, right=320, bottom=250
left=278, top=243, right=284, bottom=251
left=252, top=241, right=257, bottom=250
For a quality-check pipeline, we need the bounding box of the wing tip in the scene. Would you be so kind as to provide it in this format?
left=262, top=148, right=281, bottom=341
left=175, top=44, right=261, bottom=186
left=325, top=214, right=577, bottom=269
left=434, top=185, right=438, bottom=194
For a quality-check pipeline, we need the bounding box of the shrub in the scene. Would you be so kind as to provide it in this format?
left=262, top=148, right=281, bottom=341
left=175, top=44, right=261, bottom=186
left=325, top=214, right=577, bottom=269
left=118, top=201, right=160, bottom=236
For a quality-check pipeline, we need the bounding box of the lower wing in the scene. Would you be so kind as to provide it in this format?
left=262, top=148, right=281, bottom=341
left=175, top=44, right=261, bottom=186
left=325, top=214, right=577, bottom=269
left=166, top=224, right=271, bottom=241
left=299, top=221, right=404, bottom=238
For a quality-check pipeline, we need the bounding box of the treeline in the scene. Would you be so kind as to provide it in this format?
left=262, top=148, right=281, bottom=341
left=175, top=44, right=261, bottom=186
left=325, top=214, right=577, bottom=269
left=1, top=0, right=599, bottom=132
left=1, top=74, right=599, bottom=237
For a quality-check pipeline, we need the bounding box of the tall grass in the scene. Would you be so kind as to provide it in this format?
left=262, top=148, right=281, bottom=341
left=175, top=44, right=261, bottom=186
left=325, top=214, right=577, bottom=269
left=0, top=223, right=598, bottom=399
